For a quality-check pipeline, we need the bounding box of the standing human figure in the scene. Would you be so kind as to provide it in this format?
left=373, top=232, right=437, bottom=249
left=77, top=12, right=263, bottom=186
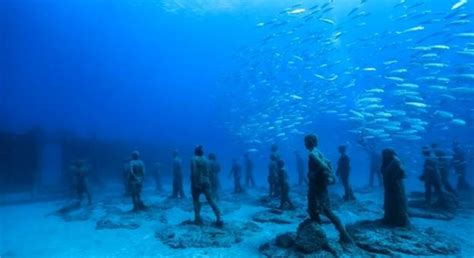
left=452, top=141, right=470, bottom=191
left=381, top=148, right=409, bottom=227
left=268, top=153, right=279, bottom=197
left=336, top=145, right=356, bottom=201
left=128, top=151, right=146, bottom=211
left=277, top=159, right=294, bottom=210
left=244, top=153, right=256, bottom=188
left=432, top=143, right=456, bottom=195
left=71, top=160, right=92, bottom=205
left=271, top=144, right=281, bottom=196
left=358, top=137, right=382, bottom=188
left=171, top=150, right=185, bottom=199
left=229, top=158, right=243, bottom=194
left=420, top=147, right=445, bottom=205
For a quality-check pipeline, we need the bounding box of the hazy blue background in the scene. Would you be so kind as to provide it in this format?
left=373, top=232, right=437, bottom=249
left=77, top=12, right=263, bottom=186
left=1, top=0, right=255, bottom=145
left=0, top=0, right=301, bottom=186
left=0, top=0, right=395, bottom=144
left=1, top=0, right=472, bottom=188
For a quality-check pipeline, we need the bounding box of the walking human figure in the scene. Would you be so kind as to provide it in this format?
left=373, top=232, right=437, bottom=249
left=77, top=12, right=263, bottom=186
left=304, top=134, right=353, bottom=243
left=190, top=145, right=223, bottom=226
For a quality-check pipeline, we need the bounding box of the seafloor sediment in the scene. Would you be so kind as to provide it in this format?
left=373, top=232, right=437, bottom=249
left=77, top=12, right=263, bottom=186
left=1, top=184, right=473, bottom=257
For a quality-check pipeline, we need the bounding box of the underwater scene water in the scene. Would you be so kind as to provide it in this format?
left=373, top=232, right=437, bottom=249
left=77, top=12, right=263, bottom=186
left=1, top=0, right=474, bottom=257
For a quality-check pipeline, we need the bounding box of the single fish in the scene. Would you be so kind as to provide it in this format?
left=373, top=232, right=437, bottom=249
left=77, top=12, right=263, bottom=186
left=452, top=0, right=468, bottom=10
left=366, top=88, right=385, bottom=93
left=314, top=74, right=338, bottom=81
left=292, top=55, right=304, bottom=61
left=428, top=85, right=448, bottom=90
left=390, top=69, right=407, bottom=74
left=348, top=7, right=359, bottom=16
left=424, top=63, right=448, bottom=68
left=358, top=97, right=382, bottom=103
left=451, top=87, right=474, bottom=94
left=319, top=18, right=335, bottom=25
left=396, top=25, right=425, bottom=34
left=350, top=110, right=365, bottom=118
left=452, top=118, right=467, bottom=125
left=398, top=83, right=419, bottom=89
left=385, top=76, right=405, bottom=83
left=456, top=32, right=474, bottom=38
left=394, top=0, right=406, bottom=8
left=384, top=60, right=399, bottom=65
left=288, top=8, right=306, bottom=14
left=457, top=50, right=474, bottom=57
left=290, top=94, right=303, bottom=100
left=434, top=110, right=454, bottom=119
left=363, top=67, right=377, bottom=71
left=406, top=102, right=428, bottom=108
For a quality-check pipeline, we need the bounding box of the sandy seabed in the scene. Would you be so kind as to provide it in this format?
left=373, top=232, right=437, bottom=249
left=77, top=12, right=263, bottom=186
left=1, top=183, right=473, bottom=258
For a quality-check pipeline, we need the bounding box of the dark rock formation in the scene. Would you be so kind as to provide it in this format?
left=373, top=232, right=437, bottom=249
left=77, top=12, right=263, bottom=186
left=409, top=191, right=458, bottom=212
left=252, top=209, right=308, bottom=224
left=61, top=209, right=92, bottom=222
left=347, top=220, right=460, bottom=256
left=408, top=209, right=455, bottom=221
left=95, top=218, right=140, bottom=230
left=156, top=220, right=261, bottom=249
left=259, top=219, right=365, bottom=257
left=294, top=219, right=331, bottom=253
left=275, top=233, right=295, bottom=248
left=49, top=201, right=93, bottom=222
left=258, top=196, right=282, bottom=208
left=408, top=197, right=457, bottom=221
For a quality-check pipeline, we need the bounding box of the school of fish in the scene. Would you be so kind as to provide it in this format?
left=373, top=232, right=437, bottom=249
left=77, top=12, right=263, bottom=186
left=218, top=0, right=473, bottom=154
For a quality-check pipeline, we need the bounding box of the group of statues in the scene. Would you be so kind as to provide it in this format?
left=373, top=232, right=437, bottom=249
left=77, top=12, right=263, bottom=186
left=420, top=141, right=469, bottom=208
left=68, top=134, right=470, bottom=239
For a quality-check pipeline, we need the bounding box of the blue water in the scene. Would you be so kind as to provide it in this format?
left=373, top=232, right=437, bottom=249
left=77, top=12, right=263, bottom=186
left=1, top=0, right=473, bottom=256
left=1, top=0, right=473, bottom=179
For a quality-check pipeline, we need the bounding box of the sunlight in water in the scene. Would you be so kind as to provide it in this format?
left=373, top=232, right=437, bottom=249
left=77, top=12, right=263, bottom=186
left=157, top=0, right=398, bottom=15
